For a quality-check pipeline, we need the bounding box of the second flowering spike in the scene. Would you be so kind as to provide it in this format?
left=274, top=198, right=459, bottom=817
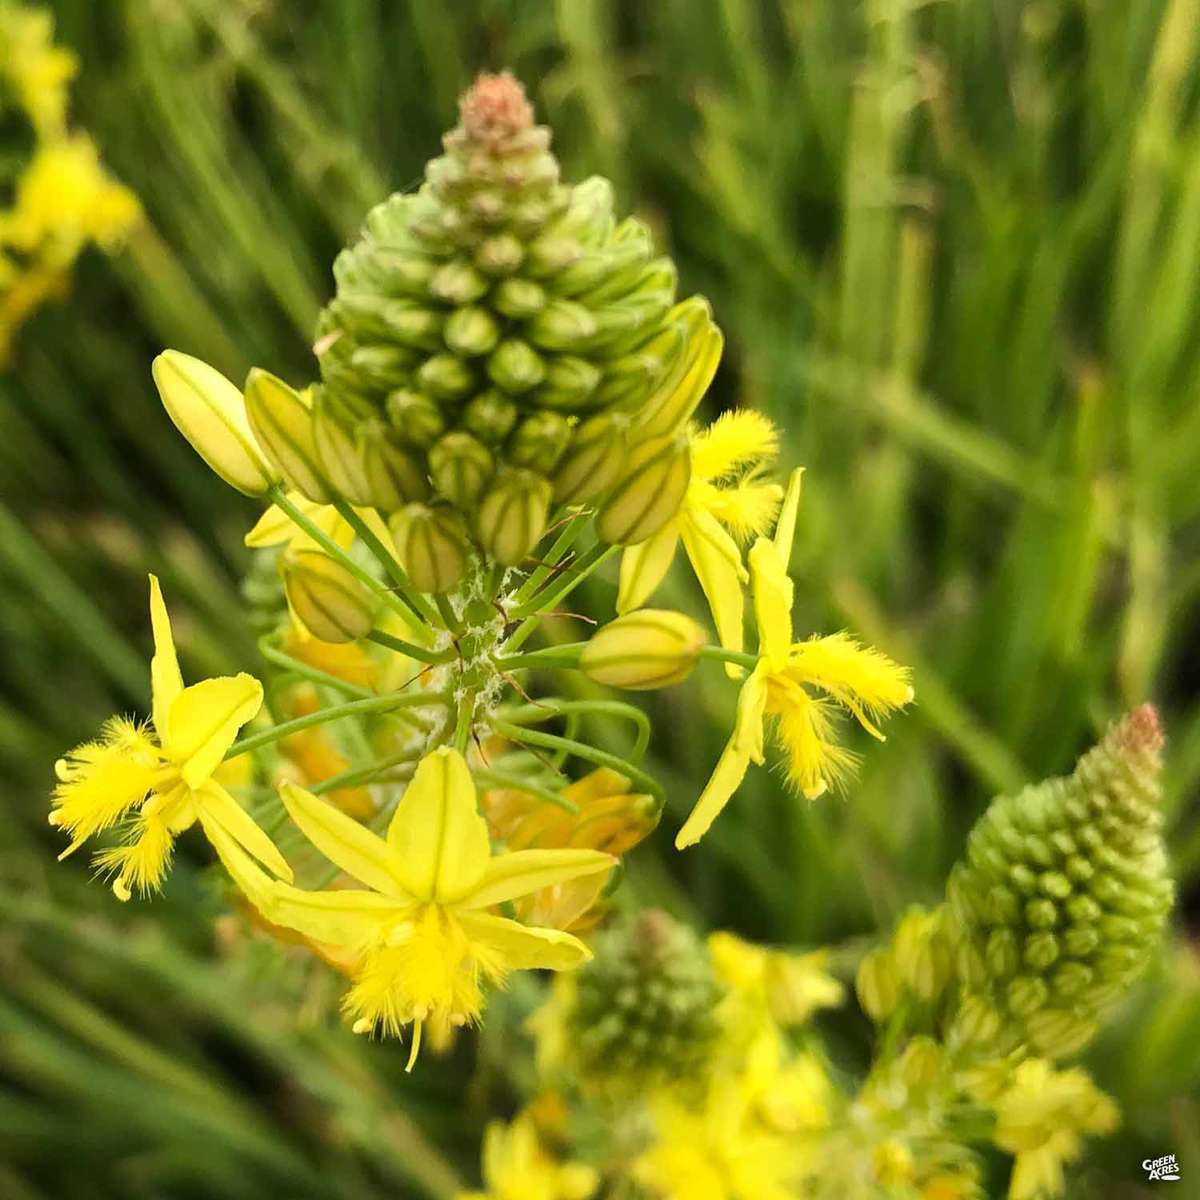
left=946, top=706, right=1174, bottom=1058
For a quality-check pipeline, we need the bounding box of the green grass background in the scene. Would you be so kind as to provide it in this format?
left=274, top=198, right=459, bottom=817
left=1, top=1, right=1198, bottom=1195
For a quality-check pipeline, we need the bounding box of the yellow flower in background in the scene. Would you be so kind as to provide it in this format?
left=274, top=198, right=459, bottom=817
left=991, top=1059, right=1118, bottom=1200
left=210, top=747, right=614, bottom=1068
left=709, top=931, right=844, bottom=1029
left=676, top=470, right=913, bottom=847
left=0, top=5, right=76, bottom=134
left=457, top=1113, right=597, bottom=1200
left=618, top=410, right=783, bottom=660
left=635, top=1076, right=805, bottom=1200
left=50, top=576, right=291, bottom=899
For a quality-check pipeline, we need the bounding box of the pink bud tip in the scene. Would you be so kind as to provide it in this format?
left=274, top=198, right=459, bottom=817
left=459, top=71, right=534, bottom=143
left=1121, top=703, right=1164, bottom=753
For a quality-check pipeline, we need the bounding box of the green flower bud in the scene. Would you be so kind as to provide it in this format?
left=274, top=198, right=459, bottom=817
left=553, top=413, right=626, bottom=504
left=566, top=910, right=723, bottom=1095
left=390, top=504, right=469, bottom=594
left=443, top=306, right=501, bottom=357
left=282, top=551, right=377, bottom=643
left=533, top=356, right=603, bottom=411
left=946, top=706, right=1173, bottom=1058
left=386, top=389, right=446, bottom=448
left=349, top=344, right=417, bottom=389
left=428, top=257, right=489, bottom=305
left=506, top=412, right=572, bottom=470
left=892, top=907, right=954, bottom=1002
left=856, top=947, right=900, bottom=1022
left=475, top=467, right=552, bottom=566
left=312, top=392, right=373, bottom=506
left=580, top=609, right=707, bottom=691
left=359, top=422, right=429, bottom=510
left=429, top=431, right=494, bottom=508
left=244, top=368, right=330, bottom=503
left=526, top=299, right=598, bottom=350
left=151, top=351, right=277, bottom=496
left=594, top=433, right=691, bottom=546
left=899, top=1036, right=943, bottom=1090
left=638, top=305, right=724, bottom=437
left=474, top=232, right=524, bottom=276
left=415, top=353, right=475, bottom=402
left=461, top=390, right=518, bottom=444
left=487, top=338, right=546, bottom=394
left=492, top=277, right=546, bottom=319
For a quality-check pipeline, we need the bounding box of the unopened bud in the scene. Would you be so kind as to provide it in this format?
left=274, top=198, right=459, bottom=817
left=415, top=353, right=476, bottom=401
left=360, top=423, right=429, bottom=510
left=893, top=907, right=953, bottom=1003
left=244, top=369, right=330, bottom=502
left=443, top=305, right=501, bottom=357
left=552, top=414, right=626, bottom=504
left=856, top=947, right=900, bottom=1022
left=527, top=299, right=598, bottom=351
left=580, top=609, right=706, bottom=691
left=386, top=389, right=446, bottom=448
left=152, top=351, right=277, bottom=496
left=533, top=355, right=603, bottom=411
left=429, top=257, right=489, bottom=305
left=475, top=467, right=552, bottom=566
left=390, top=504, right=470, bottom=594
left=429, top=431, right=494, bottom=507
left=462, top=390, right=519, bottom=444
left=594, top=433, right=690, bottom=546
left=492, top=277, right=546, bottom=319
left=638, top=306, right=723, bottom=437
left=474, top=232, right=524, bottom=275
left=507, top=412, right=572, bottom=470
left=313, top=393, right=372, bottom=505
left=283, top=551, right=377, bottom=643
left=898, top=1036, right=943, bottom=1089
left=488, top=338, right=546, bottom=394
left=349, top=344, right=416, bottom=389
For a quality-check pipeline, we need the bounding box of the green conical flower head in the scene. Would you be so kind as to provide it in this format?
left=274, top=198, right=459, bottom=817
left=568, top=909, right=723, bottom=1093
left=314, top=72, right=720, bottom=567
left=947, top=706, right=1174, bottom=1058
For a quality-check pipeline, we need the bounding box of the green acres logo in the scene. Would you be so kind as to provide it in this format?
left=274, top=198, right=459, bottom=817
left=1143, top=1154, right=1181, bottom=1182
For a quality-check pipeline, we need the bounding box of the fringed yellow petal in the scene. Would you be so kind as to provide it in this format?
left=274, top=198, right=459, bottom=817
left=387, top=748, right=490, bottom=903
left=278, top=781, right=405, bottom=897
left=148, top=574, right=183, bottom=734
left=748, top=539, right=794, bottom=666
left=461, top=848, right=615, bottom=911
left=676, top=665, right=769, bottom=848
left=771, top=681, right=858, bottom=799
left=787, top=632, right=914, bottom=739
left=94, top=810, right=175, bottom=901
left=681, top=507, right=747, bottom=666
left=166, top=673, right=263, bottom=789
left=457, top=911, right=593, bottom=971
left=616, top=520, right=681, bottom=614
left=691, top=409, right=780, bottom=482
left=195, top=780, right=292, bottom=882
left=701, top=478, right=784, bottom=543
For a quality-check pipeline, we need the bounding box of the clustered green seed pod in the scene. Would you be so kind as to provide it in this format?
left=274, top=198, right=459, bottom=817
left=311, top=71, right=721, bottom=571
left=567, top=909, right=723, bottom=1094
left=945, top=706, right=1174, bottom=1058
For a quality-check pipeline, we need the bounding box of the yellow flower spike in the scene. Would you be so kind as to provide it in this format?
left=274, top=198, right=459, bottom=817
left=151, top=352, right=277, bottom=497
left=50, top=576, right=290, bottom=899
left=676, top=470, right=912, bottom=848
left=617, top=412, right=785, bottom=666
left=210, top=747, right=614, bottom=1066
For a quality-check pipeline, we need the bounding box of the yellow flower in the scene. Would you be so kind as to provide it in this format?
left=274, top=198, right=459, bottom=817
left=50, top=576, right=291, bottom=900
left=634, top=1076, right=804, bottom=1200
left=457, top=1114, right=597, bottom=1200
left=676, top=470, right=913, bottom=848
left=991, top=1059, right=1118, bottom=1200
left=0, top=6, right=77, bottom=135
left=709, top=931, right=844, bottom=1028
left=617, top=411, right=783, bottom=659
left=209, top=747, right=614, bottom=1068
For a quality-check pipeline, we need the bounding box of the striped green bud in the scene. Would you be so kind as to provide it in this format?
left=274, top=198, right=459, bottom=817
left=244, top=369, right=330, bottom=503
left=151, top=351, right=276, bottom=496
left=580, top=610, right=707, bottom=691
left=892, top=906, right=954, bottom=1003
left=567, top=909, right=723, bottom=1095
left=390, top=504, right=469, bottom=594
left=312, top=392, right=373, bottom=506
left=594, top=433, right=691, bottom=546
left=429, top=431, right=493, bottom=508
left=946, top=706, right=1173, bottom=1058
left=506, top=411, right=572, bottom=470
left=309, top=73, right=717, bottom=548
left=553, top=414, right=626, bottom=504
left=282, top=551, right=377, bottom=643
left=856, top=947, right=900, bottom=1023
left=359, top=422, right=429, bottom=510
left=475, top=467, right=552, bottom=566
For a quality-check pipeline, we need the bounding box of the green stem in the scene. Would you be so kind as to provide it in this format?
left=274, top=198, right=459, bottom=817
left=435, top=593, right=463, bottom=634
left=454, top=690, right=477, bottom=752
left=698, top=644, right=759, bottom=671
left=511, top=511, right=591, bottom=605
left=311, top=751, right=421, bottom=796
left=490, top=719, right=664, bottom=807
left=226, top=692, right=449, bottom=760
left=331, top=498, right=441, bottom=627
left=496, top=643, right=587, bottom=670
left=510, top=542, right=617, bottom=624
left=258, top=636, right=374, bottom=699
left=365, top=628, right=450, bottom=665
left=472, top=768, right=579, bottom=814
left=498, top=699, right=651, bottom=763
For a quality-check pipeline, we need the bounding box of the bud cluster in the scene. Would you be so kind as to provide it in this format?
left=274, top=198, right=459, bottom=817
left=566, top=909, right=724, bottom=1093
left=945, top=706, right=1174, bottom=1057
left=309, top=72, right=720, bottom=574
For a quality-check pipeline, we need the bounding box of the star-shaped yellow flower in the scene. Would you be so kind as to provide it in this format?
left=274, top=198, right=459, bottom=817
left=676, top=471, right=913, bottom=848
left=617, top=410, right=783, bottom=661
left=210, top=746, right=614, bottom=1068
left=50, top=575, right=290, bottom=899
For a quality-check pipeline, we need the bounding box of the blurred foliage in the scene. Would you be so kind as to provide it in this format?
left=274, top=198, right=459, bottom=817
left=1, top=0, right=1198, bottom=1196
